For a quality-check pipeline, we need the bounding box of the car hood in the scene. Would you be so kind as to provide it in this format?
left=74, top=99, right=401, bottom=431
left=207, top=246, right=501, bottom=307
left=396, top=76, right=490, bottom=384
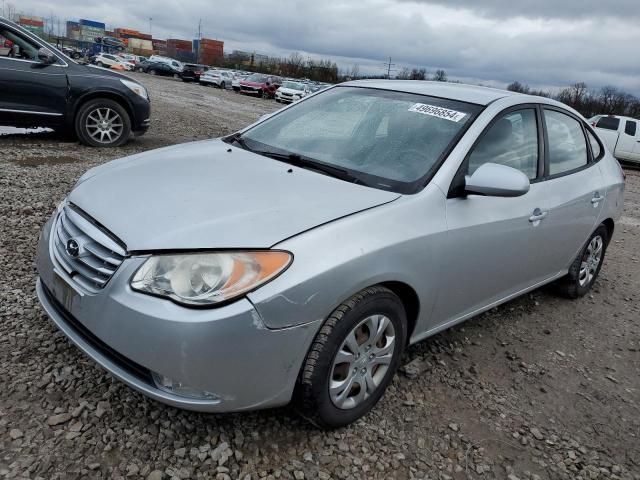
left=279, top=87, right=305, bottom=95
left=69, top=139, right=400, bottom=251
left=240, top=80, right=264, bottom=87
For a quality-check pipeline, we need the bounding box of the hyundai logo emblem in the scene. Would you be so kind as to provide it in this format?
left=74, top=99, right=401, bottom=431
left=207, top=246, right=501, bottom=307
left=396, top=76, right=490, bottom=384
left=66, top=239, right=80, bottom=257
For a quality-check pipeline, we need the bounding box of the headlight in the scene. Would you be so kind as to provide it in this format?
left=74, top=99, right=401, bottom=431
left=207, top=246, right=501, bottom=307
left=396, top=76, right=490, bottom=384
left=120, top=79, right=149, bottom=100
left=131, top=251, right=292, bottom=306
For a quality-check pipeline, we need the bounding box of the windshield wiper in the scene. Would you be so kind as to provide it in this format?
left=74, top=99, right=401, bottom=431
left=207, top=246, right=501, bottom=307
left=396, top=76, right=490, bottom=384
left=254, top=150, right=362, bottom=184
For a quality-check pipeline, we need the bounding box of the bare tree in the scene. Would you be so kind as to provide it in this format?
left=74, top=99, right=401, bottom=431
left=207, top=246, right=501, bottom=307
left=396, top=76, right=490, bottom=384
left=432, top=69, right=448, bottom=82
left=507, top=81, right=530, bottom=94
left=349, top=64, right=360, bottom=79
left=396, top=67, right=410, bottom=80
left=410, top=68, right=426, bottom=80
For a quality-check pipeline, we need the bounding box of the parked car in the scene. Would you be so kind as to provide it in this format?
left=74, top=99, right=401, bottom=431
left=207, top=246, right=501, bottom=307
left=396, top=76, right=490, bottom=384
left=239, top=73, right=281, bottom=98
left=35, top=80, right=624, bottom=429
left=136, top=60, right=180, bottom=77
left=93, top=53, right=131, bottom=70
left=593, top=115, right=640, bottom=164
left=180, top=63, right=209, bottom=82
left=148, top=55, right=183, bottom=72
left=199, top=69, right=234, bottom=88
left=275, top=80, right=310, bottom=103
left=231, top=74, right=248, bottom=92
left=0, top=16, right=150, bottom=147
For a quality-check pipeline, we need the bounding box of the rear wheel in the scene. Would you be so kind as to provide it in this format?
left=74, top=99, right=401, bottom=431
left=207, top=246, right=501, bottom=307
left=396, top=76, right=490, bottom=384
left=149, top=69, right=157, bottom=75
left=96, top=61, right=104, bottom=68
left=220, top=81, right=226, bottom=89
left=75, top=99, right=131, bottom=148
left=556, top=225, right=608, bottom=298
left=136, top=67, right=144, bottom=73
left=296, top=286, right=407, bottom=429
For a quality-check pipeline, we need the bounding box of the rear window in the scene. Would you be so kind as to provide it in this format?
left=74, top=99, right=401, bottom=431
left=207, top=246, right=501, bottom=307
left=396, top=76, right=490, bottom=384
left=596, top=117, right=620, bottom=131
left=625, top=120, right=637, bottom=136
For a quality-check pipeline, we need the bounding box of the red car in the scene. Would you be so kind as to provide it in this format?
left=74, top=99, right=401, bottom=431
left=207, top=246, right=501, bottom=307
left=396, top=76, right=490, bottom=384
left=239, top=73, right=282, bottom=98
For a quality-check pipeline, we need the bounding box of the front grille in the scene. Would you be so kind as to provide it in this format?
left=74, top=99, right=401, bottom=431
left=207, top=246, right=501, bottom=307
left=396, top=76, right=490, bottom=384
left=41, top=282, right=153, bottom=384
left=52, top=204, right=127, bottom=293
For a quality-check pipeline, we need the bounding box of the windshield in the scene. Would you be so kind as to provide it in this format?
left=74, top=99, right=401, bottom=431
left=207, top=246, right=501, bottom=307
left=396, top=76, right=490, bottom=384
left=246, top=73, right=267, bottom=83
left=282, top=81, right=305, bottom=90
left=237, top=86, right=481, bottom=192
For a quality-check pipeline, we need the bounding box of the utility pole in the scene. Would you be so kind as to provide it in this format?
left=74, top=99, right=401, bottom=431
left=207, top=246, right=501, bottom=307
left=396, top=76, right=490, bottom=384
left=197, top=18, right=201, bottom=64
left=149, top=17, right=152, bottom=36
left=382, top=56, right=396, bottom=79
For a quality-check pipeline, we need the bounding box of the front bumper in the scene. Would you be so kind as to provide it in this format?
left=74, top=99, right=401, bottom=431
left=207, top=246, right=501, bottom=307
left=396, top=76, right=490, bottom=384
left=35, top=212, right=320, bottom=412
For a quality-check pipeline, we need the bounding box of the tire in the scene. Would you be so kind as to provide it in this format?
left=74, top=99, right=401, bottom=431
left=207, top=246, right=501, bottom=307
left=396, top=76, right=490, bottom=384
left=262, top=91, right=270, bottom=100
left=295, top=286, right=407, bottom=429
left=173, top=73, right=180, bottom=79
left=220, top=81, right=225, bottom=89
left=136, top=67, right=144, bottom=73
left=96, top=62, right=104, bottom=68
left=149, top=69, right=156, bottom=75
left=75, top=99, right=131, bottom=148
left=555, top=224, right=609, bottom=298
left=257, top=89, right=263, bottom=98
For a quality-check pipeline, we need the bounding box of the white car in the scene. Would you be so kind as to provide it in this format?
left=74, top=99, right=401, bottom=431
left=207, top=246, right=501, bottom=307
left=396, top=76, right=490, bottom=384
left=93, top=53, right=131, bottom=70
left=275, top=81, right=310, bottom=104
left=232, top=74, right=248, bottom=92
left=593, top=115, right=640, bottom=164
left=200, top=70, right=234, bottom=89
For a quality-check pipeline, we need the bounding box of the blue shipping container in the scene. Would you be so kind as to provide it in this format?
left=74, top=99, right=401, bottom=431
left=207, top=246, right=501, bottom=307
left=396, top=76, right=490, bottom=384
left=193, top=39, right=199, bottom=51
left=80, top=19, right=106, bottom=29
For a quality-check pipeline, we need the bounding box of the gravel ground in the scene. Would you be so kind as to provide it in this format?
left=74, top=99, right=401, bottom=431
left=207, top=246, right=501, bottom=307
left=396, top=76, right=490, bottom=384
left=1, top=74, right=639, bottom=480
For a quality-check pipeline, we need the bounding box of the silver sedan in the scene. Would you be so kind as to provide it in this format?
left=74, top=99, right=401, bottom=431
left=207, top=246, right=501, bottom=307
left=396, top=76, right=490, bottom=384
left=36, top=80, right=624, bottom=428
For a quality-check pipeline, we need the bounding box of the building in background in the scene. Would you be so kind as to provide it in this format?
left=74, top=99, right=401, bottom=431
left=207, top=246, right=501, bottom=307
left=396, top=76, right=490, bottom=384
left=66, top=21, right=80, bottom=40
left=197, top=38, right=224, bottom=66
left=17, top=15, right=44, bottom=37
left=79, top=19, right=105, bottom=43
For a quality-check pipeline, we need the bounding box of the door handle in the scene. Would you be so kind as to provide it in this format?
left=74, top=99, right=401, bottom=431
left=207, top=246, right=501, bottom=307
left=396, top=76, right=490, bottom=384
left=529, top=208, right=548, bottom=223
left=591, top=193, right=604, bottom=204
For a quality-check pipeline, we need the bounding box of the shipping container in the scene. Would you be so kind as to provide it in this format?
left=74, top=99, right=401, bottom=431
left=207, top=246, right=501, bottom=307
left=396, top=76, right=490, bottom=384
left=128, top=38, right=153, bottom=51
left=80, top=19, right=106, bottom=29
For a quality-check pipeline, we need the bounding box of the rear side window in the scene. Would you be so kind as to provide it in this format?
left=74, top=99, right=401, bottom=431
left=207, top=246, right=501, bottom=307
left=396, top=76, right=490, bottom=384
left=596, top=117, right=620, bottom=131
left=587, top=130, right=602, bottom=159
left=545, top=110, right=588, bottom=175
left=625, top=120, right=637, bottom=136
left=468, top=109, right=539, bottom=180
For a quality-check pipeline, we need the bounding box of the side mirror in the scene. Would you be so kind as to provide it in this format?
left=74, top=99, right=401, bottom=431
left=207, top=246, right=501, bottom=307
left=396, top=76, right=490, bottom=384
left=465, top=163, right=530, bottom=197
left=37, top=47, right=56, bottom=65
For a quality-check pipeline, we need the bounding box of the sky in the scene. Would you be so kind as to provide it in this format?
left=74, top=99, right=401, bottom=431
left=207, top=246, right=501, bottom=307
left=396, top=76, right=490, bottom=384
left=7, top=0, right=640, bottom=95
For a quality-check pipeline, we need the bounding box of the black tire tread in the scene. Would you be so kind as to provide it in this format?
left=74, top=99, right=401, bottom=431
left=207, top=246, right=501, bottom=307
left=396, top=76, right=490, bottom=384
left=296, top=285, right=404, bottom=429
left=555, top=224, right=608, bottom=299
left=75, top=99, right=131, bottom=148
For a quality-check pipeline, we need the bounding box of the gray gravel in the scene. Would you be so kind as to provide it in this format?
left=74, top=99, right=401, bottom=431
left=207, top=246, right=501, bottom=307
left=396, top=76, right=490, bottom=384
left=1, top=74, right=639, bottom=480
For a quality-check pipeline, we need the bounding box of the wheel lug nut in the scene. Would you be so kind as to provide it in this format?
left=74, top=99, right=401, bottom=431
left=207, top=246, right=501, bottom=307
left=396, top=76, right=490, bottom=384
left=369, top=353, right=374, bottom=359
left=360, top=368, right=366, bottom=374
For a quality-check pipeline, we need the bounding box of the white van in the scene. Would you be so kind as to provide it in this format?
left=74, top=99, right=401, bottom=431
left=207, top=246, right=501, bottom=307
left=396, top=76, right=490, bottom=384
left=593, top=115, right=640, bottom=164
left=148, top=55, right=184, bottom=72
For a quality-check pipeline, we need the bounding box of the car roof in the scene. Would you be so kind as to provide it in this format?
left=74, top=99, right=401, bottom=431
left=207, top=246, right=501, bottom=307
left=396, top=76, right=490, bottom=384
left=341, top=80, right=521, bottom=106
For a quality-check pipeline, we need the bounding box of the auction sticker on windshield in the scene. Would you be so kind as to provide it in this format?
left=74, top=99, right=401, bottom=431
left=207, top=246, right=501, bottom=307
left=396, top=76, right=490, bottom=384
left=408, top=103, right=467, bottom=122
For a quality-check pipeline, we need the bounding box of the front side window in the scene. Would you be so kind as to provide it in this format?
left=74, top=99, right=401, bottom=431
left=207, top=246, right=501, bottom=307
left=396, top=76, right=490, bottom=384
left=0, top=26, right=40, bottom=61
left=545, top=110, right=588, bottom=175
left=625, top=120, right=637, bottom=136
left=467, top=109, right=539, bottom=180
left=234, top=86, right=481, bottom=192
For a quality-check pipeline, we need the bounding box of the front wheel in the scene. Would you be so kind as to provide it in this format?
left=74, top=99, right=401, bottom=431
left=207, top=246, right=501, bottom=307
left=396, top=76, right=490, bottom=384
left=96, top=62, right=104, bottom=68
left=220, top=81, right=225, bottom=89
left=555, top=225, right=609, bottom=298
left=75, top=99, right=131, bottom=148
left=295, top=286, right=407, bottom=429
left=149, top=69, right=156, bottom=75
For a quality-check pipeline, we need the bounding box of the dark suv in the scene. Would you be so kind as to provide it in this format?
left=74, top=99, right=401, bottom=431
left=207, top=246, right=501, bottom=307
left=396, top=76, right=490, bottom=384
left=136, top=60, right=180, bottom=77
left=181, top=63, right=209, bottom=82
left=0, top=17, right=150, bottom=147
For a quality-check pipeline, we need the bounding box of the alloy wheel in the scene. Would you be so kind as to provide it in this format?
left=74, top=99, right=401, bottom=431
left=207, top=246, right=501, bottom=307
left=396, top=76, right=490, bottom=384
left=329, top=314, right=396, bottom=410
left=85, top=107, right=124, bottom=145
left=579, top=235, right=603, bottom=286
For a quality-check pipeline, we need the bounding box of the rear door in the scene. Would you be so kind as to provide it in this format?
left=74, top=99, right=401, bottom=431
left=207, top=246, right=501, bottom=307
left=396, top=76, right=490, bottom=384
left=616, top=119, right=639, bottom=161
left=0, top=22, right=67, bottom=126
left=536, top=107, right=604, bottom=276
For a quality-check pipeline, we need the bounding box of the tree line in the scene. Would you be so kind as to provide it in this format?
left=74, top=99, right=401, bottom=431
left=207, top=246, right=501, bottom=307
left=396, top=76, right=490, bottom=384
left=224, top=52, right=339, bottom=83
left=507, top=81, right=640, bottom=119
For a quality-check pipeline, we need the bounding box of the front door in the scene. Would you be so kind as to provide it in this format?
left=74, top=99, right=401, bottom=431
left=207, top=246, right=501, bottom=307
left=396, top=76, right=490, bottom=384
left=0, top=23, right=67, bottom=127
left=433, top=107, right=550, bottom=326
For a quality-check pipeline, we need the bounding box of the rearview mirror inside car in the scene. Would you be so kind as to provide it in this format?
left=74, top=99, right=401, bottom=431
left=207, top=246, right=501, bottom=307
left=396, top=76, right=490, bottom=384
left=465, top=163, right=530, bottom=197
left=37, top=47, right=56, bottom=65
